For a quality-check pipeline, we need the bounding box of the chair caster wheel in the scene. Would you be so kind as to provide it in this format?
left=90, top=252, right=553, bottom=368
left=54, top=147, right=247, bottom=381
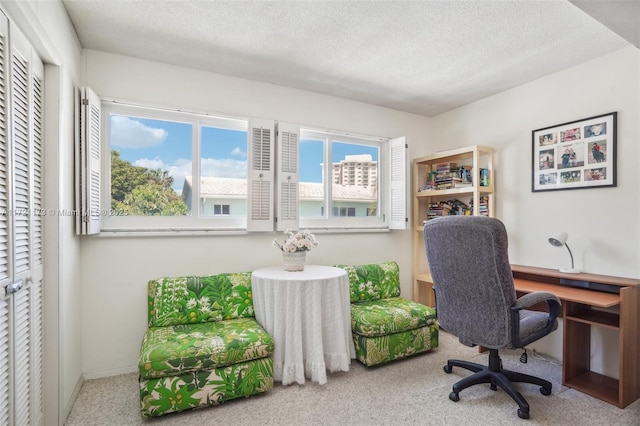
left=490, top=383, right=497, bottom=391
left=540, top=386, right=551, bottom=396
left=517, top=408, right=530, bottom=419
left=449, top=392, right=459, bottom=402
left=443, top=365, right=453, bottom=373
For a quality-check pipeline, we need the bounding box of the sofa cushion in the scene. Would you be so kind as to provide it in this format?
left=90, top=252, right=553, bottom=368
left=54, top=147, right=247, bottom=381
left=335, top=261, right=401, bottom=303
left=351, top=297, right=437, bottom=337
left=139, top=317, right=274, bottom=379
left=353, top=324, right=439, bottom=366
left=148, top=272, right=254, bottom=327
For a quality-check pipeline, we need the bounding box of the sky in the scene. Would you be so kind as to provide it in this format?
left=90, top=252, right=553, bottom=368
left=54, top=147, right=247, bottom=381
left=110, top=114, right=378, bottom=193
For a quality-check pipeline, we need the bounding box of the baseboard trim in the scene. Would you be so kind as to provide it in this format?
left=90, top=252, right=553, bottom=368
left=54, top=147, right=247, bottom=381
left=63, top=375, right=84, bottom=424
left=82, top=365, right=138, bottom=380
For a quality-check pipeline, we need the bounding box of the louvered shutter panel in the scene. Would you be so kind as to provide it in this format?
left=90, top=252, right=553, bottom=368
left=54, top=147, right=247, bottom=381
left=0, top=13, right=7, bottom=286
left=0, top=21, right=44, bottom=426
left=79, top=87, right=101, bottom=235
left=0, top=297, right=8, bottom=425
left=13, top=288, right=29, bottom=425
left=0, top=12, right=9, bottom=426
left=11, top=32, right=30, bottom=277
left=276, top=122, right=299, bottom=231
left=389, top=136, right=407, bottom=229
left=10, top=23, right=34, bottom=426
left=246, top=119, right=274, bottom=232
left=29, top=53, right=44, bottom=425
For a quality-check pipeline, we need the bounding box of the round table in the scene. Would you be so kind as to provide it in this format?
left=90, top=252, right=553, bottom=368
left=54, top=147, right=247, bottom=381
left=251, top=265, right=355, bottom=385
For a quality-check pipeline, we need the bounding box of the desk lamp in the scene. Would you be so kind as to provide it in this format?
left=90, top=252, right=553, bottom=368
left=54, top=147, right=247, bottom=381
left=548, top=232, right=581, bottom=273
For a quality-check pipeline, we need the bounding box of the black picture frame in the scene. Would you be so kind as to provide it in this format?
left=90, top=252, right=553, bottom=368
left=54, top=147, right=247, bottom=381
left=532, top=112, right=617, bottom=192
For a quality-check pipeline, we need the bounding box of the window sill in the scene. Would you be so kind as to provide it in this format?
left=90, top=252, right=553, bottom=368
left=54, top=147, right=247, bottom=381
left=92, top=226, right=393, bottom=238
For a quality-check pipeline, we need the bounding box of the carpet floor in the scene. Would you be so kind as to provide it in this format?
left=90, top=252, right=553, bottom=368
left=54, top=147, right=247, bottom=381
left=65, top=331, right=640, bottom=425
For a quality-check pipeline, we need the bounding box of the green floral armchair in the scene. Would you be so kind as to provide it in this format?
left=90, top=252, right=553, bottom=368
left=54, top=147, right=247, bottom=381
left=335, top=261, right=438, bottom=366
left=139, top=273, right=274, bottom=417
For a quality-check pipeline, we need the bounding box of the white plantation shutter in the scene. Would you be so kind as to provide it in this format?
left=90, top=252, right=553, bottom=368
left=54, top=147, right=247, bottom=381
left=389, top=136, right=407, bottom=229
left=247, top=119, right=275, bottom=232
left=275, top=122, right=299, bottom=231
left=76, top=87, right=101, bottom=235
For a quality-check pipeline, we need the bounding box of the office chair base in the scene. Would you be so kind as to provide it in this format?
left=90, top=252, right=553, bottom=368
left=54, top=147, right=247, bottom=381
left=444, top=349, right=552, bottom=420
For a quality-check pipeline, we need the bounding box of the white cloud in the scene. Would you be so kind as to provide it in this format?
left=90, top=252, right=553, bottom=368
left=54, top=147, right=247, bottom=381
left=201, top=158, right=247, bottom=178
left=111, top=116, right=168, bottom=148
left=230, top=147, right=247, bottom=158
left=133, top=158, right=165, bottom=170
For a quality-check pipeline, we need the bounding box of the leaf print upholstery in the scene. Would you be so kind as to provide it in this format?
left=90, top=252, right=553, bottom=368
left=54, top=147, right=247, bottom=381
left=335, top=261, right=439, bottom=366
left=148, top=272, right=255, bottom=327
left=335, top=260, right=401, bottom=303
left=140, top=272, right=274, bottom=417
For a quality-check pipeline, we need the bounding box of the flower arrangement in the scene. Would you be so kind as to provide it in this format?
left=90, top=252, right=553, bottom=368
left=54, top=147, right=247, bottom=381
left=272, top=229, right=318, bottom=253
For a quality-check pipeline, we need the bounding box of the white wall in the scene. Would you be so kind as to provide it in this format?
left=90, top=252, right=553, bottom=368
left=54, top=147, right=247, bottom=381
left=427, top=46, right=640, bottom=369
left=0, top=0, right=84, bottom=424
left=80, top=50, right=428, bottom=378
left=428, top=46, right=640, bottom=279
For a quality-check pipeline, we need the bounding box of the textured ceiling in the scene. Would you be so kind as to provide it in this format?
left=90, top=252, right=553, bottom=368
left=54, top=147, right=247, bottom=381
left=62, top=0, right=634, bottom=117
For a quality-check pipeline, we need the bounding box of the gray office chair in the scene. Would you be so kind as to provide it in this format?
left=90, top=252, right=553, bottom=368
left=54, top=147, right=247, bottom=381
left=423, top=216, right=561, bottom=419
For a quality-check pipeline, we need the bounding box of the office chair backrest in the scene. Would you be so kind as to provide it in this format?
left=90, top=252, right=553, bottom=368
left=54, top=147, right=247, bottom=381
left=423, top=216, right=517, bottom=348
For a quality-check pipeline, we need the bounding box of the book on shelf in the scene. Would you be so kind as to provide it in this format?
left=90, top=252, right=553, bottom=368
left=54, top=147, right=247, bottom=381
left=480, top=168, right=490, bottom=186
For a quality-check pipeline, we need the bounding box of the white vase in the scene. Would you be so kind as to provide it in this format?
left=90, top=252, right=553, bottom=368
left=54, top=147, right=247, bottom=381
left=283, top=251, right=306, bottom=272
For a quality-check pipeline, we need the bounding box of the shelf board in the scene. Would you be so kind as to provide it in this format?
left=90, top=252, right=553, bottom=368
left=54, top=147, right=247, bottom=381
left=413, top=145, right=495, bottom=164
left=415, top=186, right=494, bottom=197
left=565, top=311, right=619, bottom=329
left=565, top=371, right=620, bottom=407
left=415, top=273, right=433, bottom=283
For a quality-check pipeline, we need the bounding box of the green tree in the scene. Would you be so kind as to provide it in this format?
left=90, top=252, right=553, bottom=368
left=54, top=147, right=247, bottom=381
left=110, top=150, right=188, bottom=216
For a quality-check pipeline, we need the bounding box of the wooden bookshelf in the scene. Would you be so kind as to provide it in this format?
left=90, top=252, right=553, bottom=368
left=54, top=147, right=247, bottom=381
left=412, top=146, right=494, bottom=307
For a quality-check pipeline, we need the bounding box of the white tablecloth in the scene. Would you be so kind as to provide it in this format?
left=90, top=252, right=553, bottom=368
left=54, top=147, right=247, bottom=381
left=252, top=265, right=355, bottom=385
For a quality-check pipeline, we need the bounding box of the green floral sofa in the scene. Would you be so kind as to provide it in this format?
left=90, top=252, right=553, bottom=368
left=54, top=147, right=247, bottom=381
left=335, top=261, right=439, bottom=366
left=139, top=273, right=275, bottom=417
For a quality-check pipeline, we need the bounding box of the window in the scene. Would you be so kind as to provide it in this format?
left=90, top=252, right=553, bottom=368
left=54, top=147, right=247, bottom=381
left=213, top=204, right=230, bottom=215
left=101, top=102, right=251, bottom=230
left=333, top=207, right=356, bottom=217
left=82, top=98, right=405, bottom=233
left=299, top=129, right=405, bottom=229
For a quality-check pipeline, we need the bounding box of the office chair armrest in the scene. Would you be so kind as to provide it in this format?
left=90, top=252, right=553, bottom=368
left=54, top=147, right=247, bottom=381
left=510, top=292, right=561, bottom=347
left=513, top=291, right=562, bottom=324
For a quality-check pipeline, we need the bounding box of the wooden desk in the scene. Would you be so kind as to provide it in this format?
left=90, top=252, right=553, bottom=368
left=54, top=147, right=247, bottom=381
left=511, top=264, right=640, bottom=408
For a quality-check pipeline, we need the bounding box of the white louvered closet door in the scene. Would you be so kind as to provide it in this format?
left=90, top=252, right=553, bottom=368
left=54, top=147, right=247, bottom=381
left=0, top=12, right=44, bottom=426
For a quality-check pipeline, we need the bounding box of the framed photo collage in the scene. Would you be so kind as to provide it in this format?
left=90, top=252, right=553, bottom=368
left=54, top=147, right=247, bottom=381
left=532, top=112, right=617, bottom=192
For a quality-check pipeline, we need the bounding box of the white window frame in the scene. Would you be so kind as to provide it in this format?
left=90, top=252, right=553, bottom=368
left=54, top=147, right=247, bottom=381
left=100, top=101, right=250, bottom=231
left=299, top=129, right=406, bottom=230
left=80, top=97, right=406, bottom=235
